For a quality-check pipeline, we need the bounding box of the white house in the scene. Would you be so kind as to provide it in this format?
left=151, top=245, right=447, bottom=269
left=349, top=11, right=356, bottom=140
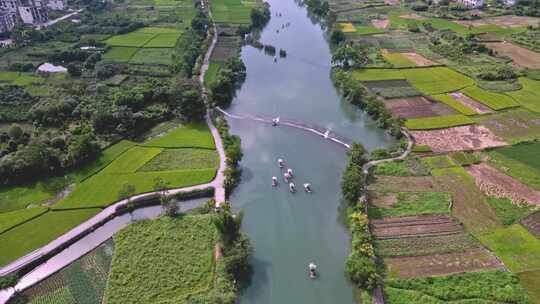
left=46, top=0, right=66, bottom=10
left=458, top=0, right=484, bottom=8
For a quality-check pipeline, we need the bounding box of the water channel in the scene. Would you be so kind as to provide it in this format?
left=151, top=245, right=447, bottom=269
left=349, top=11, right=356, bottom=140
left=227, top=0, right=395, bottom=303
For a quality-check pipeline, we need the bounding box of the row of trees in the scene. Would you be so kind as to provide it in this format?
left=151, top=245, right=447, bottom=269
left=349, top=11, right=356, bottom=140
left=209, top=58, right=247, bottom=107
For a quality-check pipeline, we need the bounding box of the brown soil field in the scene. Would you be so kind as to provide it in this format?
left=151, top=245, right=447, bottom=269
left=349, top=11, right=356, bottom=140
left=477, top=109, right=540, bottom=142
left=370, top=192, right=398, bottom=208
left=372, top=18, right=389, bottom=29
left=368, top=176, right=437, bottom=192
left=487, top=42, right=540, bottom=69
left=371, top=215, right=462, bottom=239
left=433, top=168, right=503, bottom=236
left=375, top=232, right=479, bottom=257
left=383, top=96, right=456, bottom=119
left=467, top=163, right=540, bottom=206
left=399, top=13, right=426, bottom=20
left=385, top=248, right=504, bottom=278
left=411, top=125, right=508, bottom=153
left=521, top=211, right=540, bottom=240
left=457, top=15, right=540, bottom=28
left=401, top=52, right=436, bottom=66
left=449, top=92, right=493, bottom=114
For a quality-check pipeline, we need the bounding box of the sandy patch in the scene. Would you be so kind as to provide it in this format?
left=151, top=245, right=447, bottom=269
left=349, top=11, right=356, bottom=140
left=401, top=52, right=436, bottom=66
left=450, top=92, right=493, bottom=114
left=372, top=18, right=389, bottom=29
left=487, top=42, right=540, bottom=69
left=411, top=125, right=508, bottom=153
left=399, top=13, right=426, bottom=20
left=467, top=163, right=540, bottom=207
left=385, top=248, right=504, bottom=278
left=384, top=96, right=456, bottom=119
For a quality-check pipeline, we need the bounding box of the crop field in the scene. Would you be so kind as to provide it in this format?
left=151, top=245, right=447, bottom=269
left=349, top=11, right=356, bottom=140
left=411, top=125, right=507, bottom=152
left=0, top=176, right=65, bottom=213
left=211, top=35, right=241, bottom=61
left=100, top=147, right=163, bottom=174
left=105, top=32, right=156, bottom=47
left=144, top=33, right=182, bottom=48
left=521, top=211, right=540, bottom=239
left=382, top=50, right=416, bottom=68
left=384, top=271, right=531, bottom=304
left=0, top=209, right=100, bottom=267
left=353, top=68, right=404, bottom=81
left=371, top=157, right=429, bottom=177
left=486, top=197, right=537, bottom=226
left=211, top=0, right=255, bottom=24
left=507, top=78, right=540, bottom=113
left=475, top=108, right=540, bottom=143
left=450, top=151, right=479, bottom=166
left=402, top=67, right=474, bottom=95
left=138, top=148, right=219, bottom=171
left=142, top=122, right=215, bottom=149
left=488, top=142, right=540, bottom=191
left=461, top=86, right=519, bottom=111
left=368, top=191, right=451, bottom=219
left=383, top=96, right=457, bottom=119
left=129, top=48, right=174, bottom=65
left=337, top=22, right=356, bottom=33
left=368, top=176, right=437, bottom=193
left=362, top=79, right=420, bottom=98
left=518, top=270, right=540, bottom=303
left=405, top=114, right=474, bottom=130
left=486, top=42, right=540, bottom=69
left=105, top=215, right=216, bottom=303
left=479, top=224, right=540, bottom=272
left=204, top=62, right=221, bottom=86
left=20, top=240, right=114, bottom=304
left=432, top=167, right=502, bottom=236
left=371, top=214, right=463, bottom=240
left=355, top=25, right=385, bottom=35
left=384, top=247, right=504, bottom=278
left=429, top=94, right=477, bottom=116
left=103, top=47, right=139, bottom=62
left=375, top=232, right=478, bottom=257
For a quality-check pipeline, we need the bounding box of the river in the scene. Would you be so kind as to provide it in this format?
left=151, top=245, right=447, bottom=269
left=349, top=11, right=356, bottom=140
left=226, top=1, right=395, bottom=303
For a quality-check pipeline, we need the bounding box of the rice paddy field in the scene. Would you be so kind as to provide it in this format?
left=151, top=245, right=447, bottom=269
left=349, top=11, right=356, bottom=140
left=461, top=86, right=519, bottom=111
left=405, top=114, right=474, bottom=130
left=488, top=142, right=540, bottom=191
left=211, top=0, right=256, bottom=24
left=0, top=123, right=218, bottom=266
left=507, top=77, right=540, bottom=113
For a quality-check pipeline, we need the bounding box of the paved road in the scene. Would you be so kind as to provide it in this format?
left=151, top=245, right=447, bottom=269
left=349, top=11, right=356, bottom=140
left=362, top=128, right=414, bottom=175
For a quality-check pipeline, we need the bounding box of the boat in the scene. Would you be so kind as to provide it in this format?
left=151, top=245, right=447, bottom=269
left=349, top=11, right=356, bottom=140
left=308, top=262, right=317, bottom=279
left=289, top=182, right=296, bottom=193
left=284, top=172, right=291, bottom=182
left=278, top=158, right=284, bottom=168
left=272, top=176, right=278, bottom=187
left=287, top=168, right=293, bottom=178
left=303, top=183, right=312, bottom=193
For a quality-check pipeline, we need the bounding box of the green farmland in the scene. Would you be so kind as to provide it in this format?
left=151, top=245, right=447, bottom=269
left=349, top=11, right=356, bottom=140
left=211, top=0, right=256, bottom=24
left=430, top=94, right=476, bottom=115
left=488, top=142, right=540, bottom=191
left=508, top=78, right=540, bottom=113
left=405, top=114, right=474, bottom=130
left=461, top=86, right=519, bottom=110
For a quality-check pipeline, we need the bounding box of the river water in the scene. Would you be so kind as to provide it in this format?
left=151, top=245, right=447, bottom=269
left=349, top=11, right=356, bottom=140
left=227, top=1, right=395, bottom=303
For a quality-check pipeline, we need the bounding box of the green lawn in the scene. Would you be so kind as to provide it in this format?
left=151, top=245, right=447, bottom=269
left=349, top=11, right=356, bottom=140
left=488, top=142, right=540, bottom=191
left=105, top=32, right=156, bottom=47
left=104, top=215, right=217, bottom=303
left=368, top=191, right=451, bottom=219
left=0, top=209, right=100, bottom=267
left=507, top=77, right=540, bottom=113
left=100, top=147, right=163, bottom=175
left=142, top=123, right=215, bottom=149
left=0, top=206, right=48, bottom=234
left=405, top=114, right=474, bottom=130
left=138, top=148, right=219, bottom=172
left=102, top=47, right=139, bottom=62
left=461, top=86, right=519, bottom=110
left=385, top=270, right=531, bottom=304
left=382, top=52, right=416, bottom=68
left=479, top=224, right=540, bottom=273
left=430, top=94, right=476, bottom=115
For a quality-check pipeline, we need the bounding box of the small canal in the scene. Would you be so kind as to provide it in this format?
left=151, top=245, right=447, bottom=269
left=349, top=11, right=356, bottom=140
left=227, top=0, right=394, bottom=303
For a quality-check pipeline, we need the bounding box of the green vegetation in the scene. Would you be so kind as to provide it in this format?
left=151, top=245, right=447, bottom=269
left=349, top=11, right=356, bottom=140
left=0, top=177, right=65, bottom=213
left=355, top=26, right=385, bottom=35
left=100, top=147, right=163, bottom=174
left=353, top=69, right=404, bottom=81
left=145, top=33, right=183, bottom=48
left=385, top=271, right=531, bottom=304
left=105, top=215, right=217, bottom=303
left=402, top=67, right=474, bottom=95
left=480, top=224, right=540, bottom=273
left=486, top=197, right=537, bottom=226
left=372, top=157, right=429, bottom=177
left=0, top=206, right=48, bottom=234
left=450, top=152, right=479, bottom=166
left=475, top=109, right=540, bottom=143
left=508, top=77, right=540, bottom=113
left=204, top=62, right=221, bottom=86
left=369, top=191, right=451, bottom=218
left=0, top=209, right=100, bottom=267
left=375, top=233, right=478, bottom=257
left=461, top=86, right=519, bottom=110
left=421, top=155, right=457, bottom=170
left=105, top=32, right=155, bottom=47
left=488, top=142, right=540, bottom=191
left=130, top=48, right=174, bottom=65
left=103, top=47, right=139, bottom=62
left=138, top=148, right=219, bottom=172
left=519, top=270, right=540, bottom=304
left=142, top=123, right=215, bottom=149
left=405, top=114, right=474, bottom=130
left=430, top=94, right=476, bottom=115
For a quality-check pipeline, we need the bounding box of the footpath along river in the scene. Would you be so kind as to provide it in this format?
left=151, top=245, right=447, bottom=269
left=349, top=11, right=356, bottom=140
left=226, top=0, right=395, bottom=303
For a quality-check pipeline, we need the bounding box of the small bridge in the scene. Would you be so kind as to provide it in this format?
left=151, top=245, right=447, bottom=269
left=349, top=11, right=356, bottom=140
left=215, top=107, right=353, bottom=149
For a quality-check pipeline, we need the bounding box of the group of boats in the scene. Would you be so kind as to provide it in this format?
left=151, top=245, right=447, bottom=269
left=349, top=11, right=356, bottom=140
left=272, top=158, right=312, bottom=193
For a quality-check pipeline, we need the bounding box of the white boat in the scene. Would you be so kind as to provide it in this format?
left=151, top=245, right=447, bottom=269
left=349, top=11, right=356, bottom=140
left=284, top=172, right=291, bottom=182
left=304, top=183, right=312, bottom=193
left=278, top=158, right=284, bottom=168
left=287, top=168, right=293, bottom=177
left=272, top=176, right=278, bottom=187
left=308, top=262, right=317, bottom=279
left=289, top=182, right=296, bottom=193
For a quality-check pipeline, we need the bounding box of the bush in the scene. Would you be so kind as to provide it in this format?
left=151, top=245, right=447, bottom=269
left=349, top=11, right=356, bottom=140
left=346, top=252, right=378, bottom=290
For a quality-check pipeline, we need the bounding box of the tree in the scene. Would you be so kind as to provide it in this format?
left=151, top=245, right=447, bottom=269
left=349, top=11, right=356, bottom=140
left=331, top=45, right=366, bottom=69
left=7, top=124, right=23, bottom=141
left=67, top=63, right=82, bottom=77
left=341, top=164, right=363, bottom=206
left=348, top=142, right=367, bottom=168
left=345, top=252, right=378, bottom=291
left=154, top=177, right=177, bottom=217
left=179, top=89, right=206, bottom=122
left=214, top=210, right=244, bottom=246
left=330, top=29, right=345, bottom=45
left=250, top=3, right=271, bottom=29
